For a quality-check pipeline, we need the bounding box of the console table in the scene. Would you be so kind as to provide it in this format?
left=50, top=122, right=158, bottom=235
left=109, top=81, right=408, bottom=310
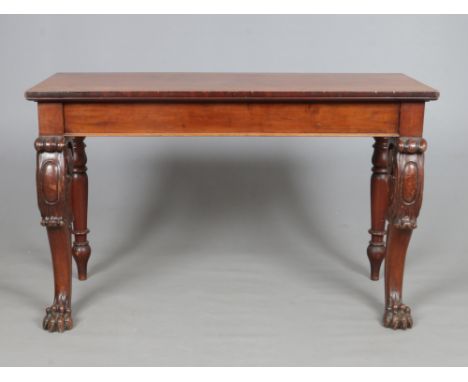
left=25, top=73, right=439, bottom=332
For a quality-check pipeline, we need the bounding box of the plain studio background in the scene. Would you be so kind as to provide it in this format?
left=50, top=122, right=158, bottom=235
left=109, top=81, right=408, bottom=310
left=0, top=15, right=467, bottom=366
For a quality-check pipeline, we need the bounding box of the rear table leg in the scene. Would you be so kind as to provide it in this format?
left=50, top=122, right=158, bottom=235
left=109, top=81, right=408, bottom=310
left=367, top=137, right=390, bottom=280
left=71, top=137, right=91, bottom=280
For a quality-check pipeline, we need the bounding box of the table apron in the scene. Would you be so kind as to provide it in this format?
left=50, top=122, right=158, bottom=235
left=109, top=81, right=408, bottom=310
left=58, top=102, right=402, bottom=137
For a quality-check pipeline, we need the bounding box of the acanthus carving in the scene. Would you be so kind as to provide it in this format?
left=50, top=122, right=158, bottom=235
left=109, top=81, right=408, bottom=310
left=35, top=136, right=73, bottom=228
left=387, top=137, right=426, bottom=230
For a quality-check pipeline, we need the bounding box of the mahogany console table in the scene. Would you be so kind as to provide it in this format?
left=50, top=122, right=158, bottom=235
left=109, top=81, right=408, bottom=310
left=25, top=73, right=439, bottom=332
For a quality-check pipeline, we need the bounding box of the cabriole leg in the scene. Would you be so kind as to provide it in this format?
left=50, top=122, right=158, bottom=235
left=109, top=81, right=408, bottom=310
left=35, top=136, right=74, bottom=332
left=367, top=137, right=390, bottom=280
left=383, top=137, right=426, bottom=329
left=71, top=137, right=91, bottom=280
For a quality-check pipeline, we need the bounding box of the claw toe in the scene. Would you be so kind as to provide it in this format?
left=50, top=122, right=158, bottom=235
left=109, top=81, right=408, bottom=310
left=42, top=301, right=73, bottom=333
left=383, top=303, right=413, bottom=330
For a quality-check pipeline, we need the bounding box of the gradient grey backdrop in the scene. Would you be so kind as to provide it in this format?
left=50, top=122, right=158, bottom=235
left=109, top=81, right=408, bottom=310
left=0, top=15, right=467, bottom=366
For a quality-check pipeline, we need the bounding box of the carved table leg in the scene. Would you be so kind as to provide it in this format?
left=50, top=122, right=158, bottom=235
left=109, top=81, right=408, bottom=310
left=367, top=137, right=390, bottom=280
left=383, top=137, right=426, bottom=329
left=35, top=136, right=74, bottom=332
left=71, top=137, right=91, bottom=280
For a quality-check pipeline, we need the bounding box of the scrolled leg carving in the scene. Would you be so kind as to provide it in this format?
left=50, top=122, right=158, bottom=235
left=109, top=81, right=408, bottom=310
left=383, top=137, right=426, bottom=330
left=71, top=137, right=91, bottom=281
left=35, top=136, right=74, bottom=333
left=387, top=137, right=427, bottom=230
left=367, top=137, right=390, bottom=280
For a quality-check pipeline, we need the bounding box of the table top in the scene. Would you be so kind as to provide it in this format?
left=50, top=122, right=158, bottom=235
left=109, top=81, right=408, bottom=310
left=25, top=73, right=439, bottom=102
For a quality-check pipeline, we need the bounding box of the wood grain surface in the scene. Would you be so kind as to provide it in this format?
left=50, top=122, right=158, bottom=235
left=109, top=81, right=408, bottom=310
left=26, top=73, right=439, bottom=101
left=63, top=102, right=400, bottom=136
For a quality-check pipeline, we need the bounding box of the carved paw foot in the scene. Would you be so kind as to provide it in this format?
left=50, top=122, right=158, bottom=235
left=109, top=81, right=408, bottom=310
left=383, top=304, right=413, bottom=330
left=43, top=301, right=73, bottom=333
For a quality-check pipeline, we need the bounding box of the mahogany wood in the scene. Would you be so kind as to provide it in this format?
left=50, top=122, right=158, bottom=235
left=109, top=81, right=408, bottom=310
left=367, top=137, right=390, bottom=281
left=35, top=136, right=73, bottom=332
left=71, top=137, right=91, bottom=281
left=38, top=103, right=64, bottom=135
left=26, top=73, right=438, bottom=332
left=63, top=102, right=400, bottom=136
left=384, top=226, right=413, bottom=329
left=399, top=102, right=425, bottom=136
left=383, top=137, right=426, bottom=329
left=25, top=73, right=439, bottom=101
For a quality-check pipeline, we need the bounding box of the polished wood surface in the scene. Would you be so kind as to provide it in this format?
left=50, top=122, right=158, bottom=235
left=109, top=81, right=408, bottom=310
left=26, top=73, right=439, bottom=101
left=63, top=102, right=400, bottom=136
left=35, top=137, right=73, bottom=332
left=383, top=137, right=426, bottom=329
left=26, top=73, right=438, bottom=333
left=367, top=138, right=391, bottom=281
left=38, top=103, right=64, bottom=135
left=71, top=137, right=91, bottom=281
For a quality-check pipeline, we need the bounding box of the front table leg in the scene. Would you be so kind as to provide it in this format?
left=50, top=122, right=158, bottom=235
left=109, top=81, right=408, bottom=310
left=35, top=136, right=74, bottom=332
left=383, top=137, right=426, bottom=329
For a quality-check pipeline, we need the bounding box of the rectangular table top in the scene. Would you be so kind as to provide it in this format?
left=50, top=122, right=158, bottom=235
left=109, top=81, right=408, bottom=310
left=25, top=73, right=439, bottom=102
